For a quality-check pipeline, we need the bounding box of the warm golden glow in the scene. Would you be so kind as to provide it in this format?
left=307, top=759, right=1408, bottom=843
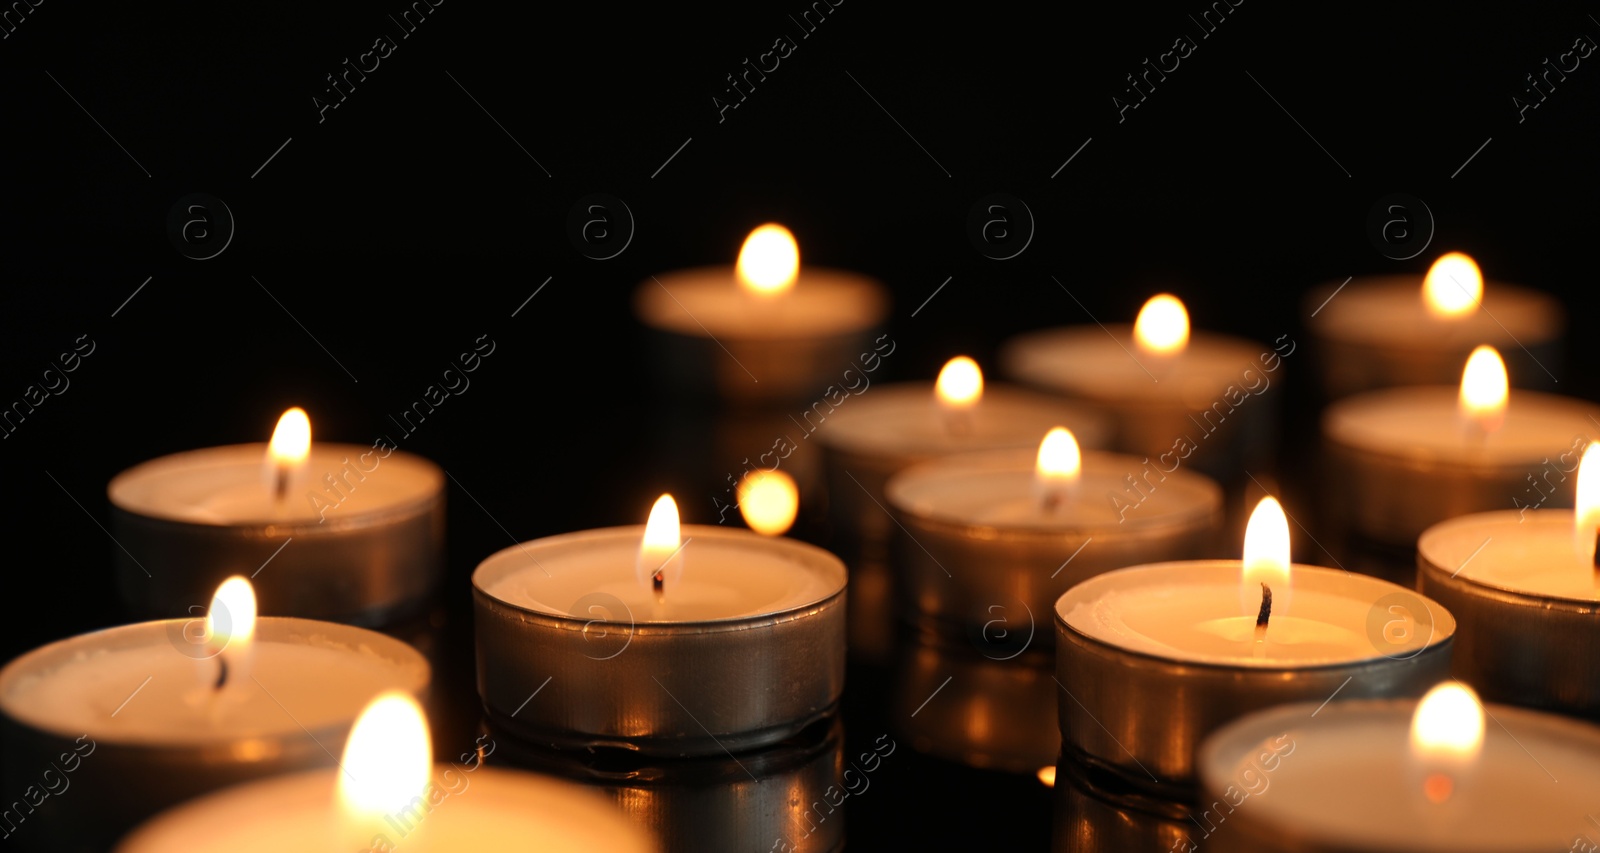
left=736, top=224, right=800, bottom=296
left=1133, top=294, right=1190, bottom=356
left=207, top=576, right=257, bottom=659
left=1036, top=766, right=1057, bottom=787
left=1423, top=253, right=1483, bottom=319
left=1458, top=346, right=1508, bottom=436
left=1410, top=683, right=1485, bottom=765
left=267, top=407, right=312, bottom=466
left=337, top=692, right=431, bottom=819
left=638, top=494, right=685, bottom=589
left=1036, top=427, right=1082, bottom=481
left=1575, top=441, right=1600, bottom=562
left=934, top=356, right=983, bottom=409
left=1240, top=497, right=1291, bottom=616
left=737, top=470, right=799, bottom=537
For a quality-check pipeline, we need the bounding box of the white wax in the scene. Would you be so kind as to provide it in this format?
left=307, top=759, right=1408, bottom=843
left=1059, top=562, right=1448, bottom=666
left=636, top=265, right=887, bottom=339
left=1000, top=325, right=1267, bottom=404
left=116, top=766, right=657, bottom=853
left=477, top=525, right=846, bottom=623
left=1324, top=388, right=1600, bottom=466
left=1421, top=510, right=1600, bottom=601
left=109, top=443, right=442, bottom=526
left=887, top=449, right=1217, bottom=529
left=1203, top=701, right=1600, bottom=852
left=818, top=383, right=1111, bottom=460
left=1307, top=276, right=1560, bottom=348
left=0, top=619, right=427, bottom=746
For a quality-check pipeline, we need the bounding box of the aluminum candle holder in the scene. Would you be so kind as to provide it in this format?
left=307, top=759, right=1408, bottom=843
left=1055, top=563, right=1456, bottom=792
left=634, top=265, right=888, bottom=405
left=1322, top=389, right=1600, bottom=546
left=473, top=524, right=847, bottom=758
left=1053, top=756, right=1200, bottom=853
left=1417, top=510, right=1600, bottom=719
left=0, top=618, right=429, bottom=853
left=493, top=717, right=849, bottom=853
left=110, top=443, right=446, bottom=626
left=1302, top=274, right=1562, bottom=399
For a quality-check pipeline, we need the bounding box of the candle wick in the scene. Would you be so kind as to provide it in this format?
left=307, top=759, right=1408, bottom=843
left=1592, top=530, right=1599, bottom=570
left=1254, top=582, right=1272, bottom=642
left=214, top=656, right=228, bottom=691
left=653, top=570, right=664, bottom=601
left=1041, top=492, right=1060, bottom=514
left=273, top=463, right=289, bottom=505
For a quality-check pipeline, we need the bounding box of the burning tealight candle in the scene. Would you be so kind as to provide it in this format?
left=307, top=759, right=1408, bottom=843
left=472, top=494, right=847, bottom=757
left=1323, top=346, right=1600, bottom=546
left=1055, top=497, right=1455, bottom=790
left=817, top=356, right=1110, bottom=661
left=1417, top=441, right=1600, bottom=718
left=1198, top=684, right=1600, bottom=853
left=1304, top=251, right=1564, bottom=398
left=634, top=223, right=888, bottom=403
left=110, top=407, right=446, bottom=625
left=0, top=577, right=428, bottom=853
left=117, top=692, right=657, bottom=853
left=1000, top=294, right=1281, bottom=481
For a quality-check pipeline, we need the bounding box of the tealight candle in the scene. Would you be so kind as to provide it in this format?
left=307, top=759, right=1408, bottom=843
left=472, top=495, right=847, bottom=757
left=1417, top=443, right=1600, bottom=717
left=634, top=223, right=888, bottom=403
left=1323, top=346, right=1600, bottom=546
left=1198, top=686, right=1600, bottom=853
left=1000, top=294, right=1281, bottom=481
left=1055, top=498, right=1455, bottom=790
left=117, top=693, right=657, bottom=853
left=816, top=356, right=1110, bottom=661
left=1304, top=252, right=1564, bottom=398
left=0, top=578, right=428, bottom=853
left=110, top=407, right=446, bottom=625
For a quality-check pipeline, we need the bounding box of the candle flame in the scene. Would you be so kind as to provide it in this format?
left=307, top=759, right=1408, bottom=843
left=736, top=224, right=800, bottom=296
left=207, top=576, right=257, bottom=664
left=737, top=470, right=799, bottom=537
left=638, top=494, right=685, bottom=590
left=268, top=407, right=312, bottom=466
left=1035, top=427, right=1082, bottom=510
left=338, top=692, right=432, bottom=819
left=935, top=356, right=983, bottom=409
left=1133, top=294, right=1189, bottom=356
left=1458, top=346, right=1508, bottom=436
left=1422, top=253, right=1482, bottom=320
left=1410, top=682, right=1484, bottom=803
left=1240, top=497, right=1291, bottom=617
left=1576, top=441, right=1600, bottom=564
left=1036, top=766, right=1057, bottom=787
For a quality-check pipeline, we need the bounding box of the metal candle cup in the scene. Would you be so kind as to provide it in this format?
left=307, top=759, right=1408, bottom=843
left=1198, top=699, right=1600, bottom=853
left=999, top=325, right=1282, bottom=481
left=886, top=449, right=1222, bottom=635
left=110, top=443, right=445, bottom=626
left=0, top=617, right=429, bottom=853
left=1323, top=389, right=1600, bottom=546
left=634, top=265, right=887, bottom=405
left=472, top=524, right=847, bottom=758
left=1055, top=563, right=1455, bottom=792
left=1303, top=275, right=1562, bottom=399
left=1417, top=509, right=1600, bottom=718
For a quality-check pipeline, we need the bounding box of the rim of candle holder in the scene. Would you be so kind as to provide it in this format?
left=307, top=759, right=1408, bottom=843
left=108, top=442, right=446, bottom=530
left=471, top=524, right=848, bottom=628
left=1418, top=510, right=1600, bottom=610
left=999, top=325, right=1270, bottom=402
left=1322, top=389, right=1600, bottom=472
left=0, top=616, right=430, bottom=751
left=634, top=264, right=889, bottom=342
left=480, top=713, right=842, bottom=783
left=481, top=699, right=842, bottom=761
left=1057, top=747, right=1199, bottom=812
left=1301, top=276, right=1565, bottom=344
left=1055, top=562, right=1457, bottom=673
left=815, top=382, right=1115, bottom=459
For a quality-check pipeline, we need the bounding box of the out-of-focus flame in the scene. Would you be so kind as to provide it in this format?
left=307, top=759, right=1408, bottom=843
left=338, top=692, right=432, bottom=819
left=1458, top=346, right=1508, bottom=437
left=1134, top=294, right=1190, bottom=356
left=1575, top=441, right=1600, bottom=564
left=1423, top=253, right=1482, bottom=320
left=934, top=357, right=983, bottom=410
left=736, top=224, right=800, bottom=296
left=738, top=470, right=799, bottom=537
left=207, top=576, right=257, bottom=687
left=268, top=407, right=312, bottom=466
left=1409, top=682, right=1484, bottom=804
left=1034, top=427, right=1082, bottom=509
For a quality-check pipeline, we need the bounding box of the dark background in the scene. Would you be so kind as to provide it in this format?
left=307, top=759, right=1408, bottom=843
left=2, top=1, right=1597, bottom=849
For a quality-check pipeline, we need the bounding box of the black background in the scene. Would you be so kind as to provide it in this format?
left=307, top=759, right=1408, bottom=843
left=2, top=1, right=1598, bottom=849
